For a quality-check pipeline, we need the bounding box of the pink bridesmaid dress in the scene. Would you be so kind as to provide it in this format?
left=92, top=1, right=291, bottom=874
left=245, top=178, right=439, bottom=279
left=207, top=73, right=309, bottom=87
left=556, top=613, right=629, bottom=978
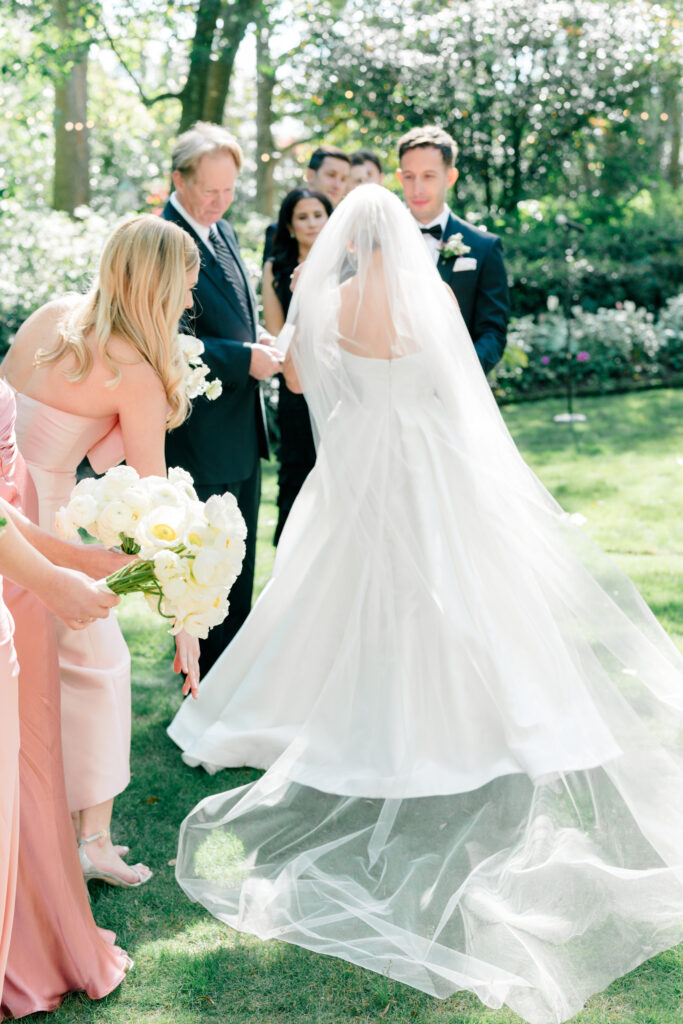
left=0, top=584, right=19, bottom=990
left=12, top=394, right=131, bottom=813
left=0, top=380, right=130, bottom=1018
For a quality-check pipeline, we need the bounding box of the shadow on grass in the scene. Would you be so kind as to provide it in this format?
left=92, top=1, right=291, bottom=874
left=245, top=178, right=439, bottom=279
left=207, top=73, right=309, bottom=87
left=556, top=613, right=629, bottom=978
left=503, top=389, right=683, bottom=461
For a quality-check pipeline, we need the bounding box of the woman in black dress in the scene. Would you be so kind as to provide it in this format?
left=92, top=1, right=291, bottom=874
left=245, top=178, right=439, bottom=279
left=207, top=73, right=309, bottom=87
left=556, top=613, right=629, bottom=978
left=262, top=187, right=332, bottom=543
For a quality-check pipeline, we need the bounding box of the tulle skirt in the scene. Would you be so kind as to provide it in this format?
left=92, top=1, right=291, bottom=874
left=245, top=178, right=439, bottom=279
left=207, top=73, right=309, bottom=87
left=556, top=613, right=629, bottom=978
left=173, top=360, right=683, bottom=1024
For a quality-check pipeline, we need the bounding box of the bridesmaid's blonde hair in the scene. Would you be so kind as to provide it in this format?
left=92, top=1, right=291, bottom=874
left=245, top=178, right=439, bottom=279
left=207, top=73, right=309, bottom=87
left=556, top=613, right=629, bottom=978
left=36, top=215, right=200, bottom=429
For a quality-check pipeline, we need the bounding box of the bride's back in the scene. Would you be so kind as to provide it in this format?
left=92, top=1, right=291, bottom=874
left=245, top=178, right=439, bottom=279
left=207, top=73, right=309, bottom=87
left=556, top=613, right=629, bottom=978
left=337, top=253, right=398, bottom=361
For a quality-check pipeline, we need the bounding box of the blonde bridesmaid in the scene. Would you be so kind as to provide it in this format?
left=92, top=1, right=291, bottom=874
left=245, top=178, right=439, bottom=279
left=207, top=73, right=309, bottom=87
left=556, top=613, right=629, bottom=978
left=1, top=216, right=200, bottom=888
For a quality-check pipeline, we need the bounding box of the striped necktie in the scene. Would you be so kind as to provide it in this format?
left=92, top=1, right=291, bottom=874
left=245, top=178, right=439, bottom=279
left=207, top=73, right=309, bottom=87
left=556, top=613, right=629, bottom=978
left=208, top=225, right=250, bottom=315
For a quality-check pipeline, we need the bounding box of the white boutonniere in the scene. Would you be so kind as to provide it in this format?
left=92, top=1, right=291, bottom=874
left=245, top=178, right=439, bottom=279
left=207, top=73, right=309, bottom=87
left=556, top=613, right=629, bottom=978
left=440, top=233, right=472, bottom=259
left=178, top=334, right=223, bottom=401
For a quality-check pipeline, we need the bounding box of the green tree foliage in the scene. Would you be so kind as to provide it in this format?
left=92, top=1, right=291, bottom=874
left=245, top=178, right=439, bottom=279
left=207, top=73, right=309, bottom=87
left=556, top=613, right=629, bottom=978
left=288, top=0, right=681, bottom=213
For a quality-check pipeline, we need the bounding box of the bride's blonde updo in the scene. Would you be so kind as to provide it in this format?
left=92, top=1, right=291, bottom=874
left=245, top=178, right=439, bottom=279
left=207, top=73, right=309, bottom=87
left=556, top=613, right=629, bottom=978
left=36, top=214, right=199, bottom=429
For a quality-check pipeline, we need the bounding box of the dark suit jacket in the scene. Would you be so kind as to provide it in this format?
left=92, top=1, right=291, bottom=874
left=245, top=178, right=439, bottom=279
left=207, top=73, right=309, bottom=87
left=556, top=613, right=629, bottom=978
left=437, top=211, right=509, bottom=374
left=162, top=200, right=269, bottom=485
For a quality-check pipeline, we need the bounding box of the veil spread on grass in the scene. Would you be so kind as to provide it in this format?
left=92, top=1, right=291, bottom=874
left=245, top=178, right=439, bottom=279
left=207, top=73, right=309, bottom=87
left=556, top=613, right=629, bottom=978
left=175, top=186, right=683, bottom=1024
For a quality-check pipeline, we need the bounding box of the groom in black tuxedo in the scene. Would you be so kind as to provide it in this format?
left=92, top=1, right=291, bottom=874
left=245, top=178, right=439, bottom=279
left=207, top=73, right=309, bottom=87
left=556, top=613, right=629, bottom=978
left=163, top=122, right=281, bottom=676
left=397, top=126, right=509, bottom=374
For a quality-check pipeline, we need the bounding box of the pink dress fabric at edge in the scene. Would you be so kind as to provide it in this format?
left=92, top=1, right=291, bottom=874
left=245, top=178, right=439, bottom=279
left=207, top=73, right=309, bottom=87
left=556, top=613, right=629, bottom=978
left=0, top=583, right=19, bottom=991
left=12, top=391, right=131, bottom=812
left=0, top=380, right=130, bottom=1019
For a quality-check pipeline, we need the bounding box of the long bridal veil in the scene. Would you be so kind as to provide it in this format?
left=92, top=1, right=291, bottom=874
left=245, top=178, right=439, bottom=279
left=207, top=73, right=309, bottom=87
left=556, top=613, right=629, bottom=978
left=176, top=186, right=683, bottom=1024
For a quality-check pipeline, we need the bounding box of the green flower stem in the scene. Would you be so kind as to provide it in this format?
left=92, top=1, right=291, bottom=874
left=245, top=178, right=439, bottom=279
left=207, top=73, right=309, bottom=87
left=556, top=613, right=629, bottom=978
left=104, top=558, right=174, bottom=621
left=105, top=558, right=158, bottom=594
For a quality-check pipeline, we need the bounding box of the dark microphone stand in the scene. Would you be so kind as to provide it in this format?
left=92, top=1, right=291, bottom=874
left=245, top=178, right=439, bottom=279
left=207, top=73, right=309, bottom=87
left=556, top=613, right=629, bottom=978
left=552, top=215, right=587, bottom=425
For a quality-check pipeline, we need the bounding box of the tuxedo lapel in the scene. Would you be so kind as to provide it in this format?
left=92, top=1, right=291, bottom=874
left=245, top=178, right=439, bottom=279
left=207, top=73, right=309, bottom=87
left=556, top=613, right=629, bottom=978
left=437, top=252, right=455, bottom=283
left=436, top=212, right=460, bottom=283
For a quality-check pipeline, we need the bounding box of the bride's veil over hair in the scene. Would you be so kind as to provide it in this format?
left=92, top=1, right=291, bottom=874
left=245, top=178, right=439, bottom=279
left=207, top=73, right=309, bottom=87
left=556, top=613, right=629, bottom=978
left=287, top=183, right=496, bottom=439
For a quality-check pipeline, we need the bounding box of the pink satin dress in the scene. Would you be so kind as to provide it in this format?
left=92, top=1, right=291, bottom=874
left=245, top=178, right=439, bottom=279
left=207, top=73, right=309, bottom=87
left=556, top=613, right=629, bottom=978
left=0, top=379, right=130, bottom=1017
left=0, top=383, right=25, bottom=989
left=12, top=394, right=131, bottom=812
left=0, top=583, right=19, bottom=990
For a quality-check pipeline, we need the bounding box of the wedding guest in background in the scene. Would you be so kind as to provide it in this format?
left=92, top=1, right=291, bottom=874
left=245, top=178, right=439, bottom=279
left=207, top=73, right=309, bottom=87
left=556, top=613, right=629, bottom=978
left=163, top=122, right=279, bottom=676
left=347, top=149, right=384, bottom=190
left=262, top=187, right=332, bottom=542
left=397, top=125, right=509, bottom=374
left=0, top=376, right=131, bottom=1016
left=263, top=145, right=350, bottom=262
left=1, top=214, right=200, bottom=891
left=305, top=144, right=351, bottom=206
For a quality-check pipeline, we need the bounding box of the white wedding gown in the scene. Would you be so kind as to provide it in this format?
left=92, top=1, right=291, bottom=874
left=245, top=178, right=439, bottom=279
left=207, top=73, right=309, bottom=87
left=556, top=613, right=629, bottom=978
left=169, top=188, right=683, bottom=1024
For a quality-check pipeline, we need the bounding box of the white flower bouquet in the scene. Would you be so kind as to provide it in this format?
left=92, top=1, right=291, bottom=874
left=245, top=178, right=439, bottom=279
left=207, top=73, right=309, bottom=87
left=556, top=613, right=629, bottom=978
left=178, top=333, right=223, bottom=401
left=56, top=465, right=246, bottom=638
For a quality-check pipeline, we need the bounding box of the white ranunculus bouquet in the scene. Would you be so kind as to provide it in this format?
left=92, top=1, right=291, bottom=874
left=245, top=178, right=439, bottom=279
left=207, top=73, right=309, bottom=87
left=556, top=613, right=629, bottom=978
left=56, top=465, right=246, bottom=638
left=178, top=333, right=223, bottom=400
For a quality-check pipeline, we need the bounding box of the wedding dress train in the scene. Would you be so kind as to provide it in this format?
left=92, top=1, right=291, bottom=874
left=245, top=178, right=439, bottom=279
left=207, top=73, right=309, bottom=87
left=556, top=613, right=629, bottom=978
left=170, top=187, right=683, bottom=1024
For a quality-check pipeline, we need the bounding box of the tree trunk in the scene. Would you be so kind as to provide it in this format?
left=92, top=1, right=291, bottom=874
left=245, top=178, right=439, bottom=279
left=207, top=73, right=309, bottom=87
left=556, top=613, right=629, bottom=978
left=255, top=20, right=276, bottom=214
left=53, top=56, right=89, bottom=212
left=53, top=0, right=90, bottom=213
left=181, top=0, right=262, bottom=131
left=179, top=0, right=222, bottom=133
left=202, top=0, right=261, bottom=124
left=666, top=80, right=681, bottom=190
left=504, top=114, right=525, bottom=213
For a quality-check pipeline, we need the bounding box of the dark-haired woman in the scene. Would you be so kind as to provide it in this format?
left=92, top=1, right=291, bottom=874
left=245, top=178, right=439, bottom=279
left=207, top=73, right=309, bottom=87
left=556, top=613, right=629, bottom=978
left=262, top=188, right=332, bottom=543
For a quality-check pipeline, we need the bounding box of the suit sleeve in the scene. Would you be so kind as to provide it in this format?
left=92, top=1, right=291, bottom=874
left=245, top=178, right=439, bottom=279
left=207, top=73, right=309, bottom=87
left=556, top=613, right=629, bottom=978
left=471, top=238, right=510, bottom=375
left=197, top=336, right=252, bottom=388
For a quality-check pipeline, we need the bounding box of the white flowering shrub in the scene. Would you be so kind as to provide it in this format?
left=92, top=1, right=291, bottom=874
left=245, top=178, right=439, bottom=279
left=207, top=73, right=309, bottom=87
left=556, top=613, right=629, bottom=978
left=492, top=295, right=683, bottom=402
left=0, top=203, right=270, bottom=353
left=0, top=201, right=117, bottom=350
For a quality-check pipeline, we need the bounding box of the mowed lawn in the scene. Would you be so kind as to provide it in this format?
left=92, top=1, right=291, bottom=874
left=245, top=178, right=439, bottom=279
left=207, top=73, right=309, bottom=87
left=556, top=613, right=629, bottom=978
left=41, top=389, right=683, bottom=1024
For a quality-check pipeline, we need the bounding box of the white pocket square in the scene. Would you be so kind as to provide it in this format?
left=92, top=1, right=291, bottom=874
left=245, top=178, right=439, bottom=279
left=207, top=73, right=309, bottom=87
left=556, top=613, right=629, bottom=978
left=453, top=257, right=477, bottom=272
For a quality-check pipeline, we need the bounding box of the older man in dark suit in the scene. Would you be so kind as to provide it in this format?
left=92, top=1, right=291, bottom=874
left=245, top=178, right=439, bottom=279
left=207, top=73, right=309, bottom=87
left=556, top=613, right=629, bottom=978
left=397, top=126, right=509, bottom=374
left=163, top=122, right=281, bottom=676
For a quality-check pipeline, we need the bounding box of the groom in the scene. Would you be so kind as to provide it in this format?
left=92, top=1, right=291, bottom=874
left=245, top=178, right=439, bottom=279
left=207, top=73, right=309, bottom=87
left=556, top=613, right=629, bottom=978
left=397, top=126, right=509, bottom=373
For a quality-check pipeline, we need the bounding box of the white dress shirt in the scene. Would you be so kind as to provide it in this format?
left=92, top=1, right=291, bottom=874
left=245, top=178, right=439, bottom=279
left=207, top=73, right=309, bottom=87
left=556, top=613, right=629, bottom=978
left=170, top=192, right=271, bottom=341
left=170, top=191, right=216, bottom=256
left=412, top=205, right=450, bottom=264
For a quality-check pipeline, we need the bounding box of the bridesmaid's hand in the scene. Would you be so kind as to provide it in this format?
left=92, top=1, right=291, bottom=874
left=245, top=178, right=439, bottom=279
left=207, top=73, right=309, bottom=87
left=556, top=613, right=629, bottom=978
left=46, top=567, right=120, bottom=629
left=77, top=545, right=138, bottom=580
left=175, top=630, right=200, bottom=699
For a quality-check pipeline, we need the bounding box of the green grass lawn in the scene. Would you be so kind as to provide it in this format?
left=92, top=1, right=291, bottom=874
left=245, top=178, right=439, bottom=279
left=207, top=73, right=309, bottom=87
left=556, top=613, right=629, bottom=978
left=40, top=389, right=683, bottom=1024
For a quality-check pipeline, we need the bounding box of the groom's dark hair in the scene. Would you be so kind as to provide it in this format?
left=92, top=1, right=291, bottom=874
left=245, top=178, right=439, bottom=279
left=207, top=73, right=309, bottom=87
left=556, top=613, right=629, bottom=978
left=398, top=126, right=457, bottom=168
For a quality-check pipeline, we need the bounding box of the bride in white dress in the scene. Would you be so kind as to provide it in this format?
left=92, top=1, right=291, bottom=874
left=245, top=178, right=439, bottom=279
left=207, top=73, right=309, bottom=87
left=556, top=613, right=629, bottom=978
left=169, top=185, right=683, bottom=1024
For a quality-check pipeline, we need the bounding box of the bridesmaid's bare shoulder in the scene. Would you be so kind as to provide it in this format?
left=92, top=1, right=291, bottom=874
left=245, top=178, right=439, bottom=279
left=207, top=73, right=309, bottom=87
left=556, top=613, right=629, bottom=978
left=18, top=296, right=80, bottom=339
left=101, top=333, right=167, bottom=404
left=1, top=296, right=79, bottom=383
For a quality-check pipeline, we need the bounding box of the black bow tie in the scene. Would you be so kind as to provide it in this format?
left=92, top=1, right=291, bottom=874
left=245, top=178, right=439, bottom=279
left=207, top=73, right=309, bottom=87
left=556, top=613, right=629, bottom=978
left=420, top=224, right=443, bottom=241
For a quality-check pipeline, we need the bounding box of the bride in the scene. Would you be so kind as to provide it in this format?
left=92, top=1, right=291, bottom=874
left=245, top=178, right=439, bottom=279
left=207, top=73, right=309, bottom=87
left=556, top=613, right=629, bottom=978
left=169, top=185, right=683, bottom=1024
